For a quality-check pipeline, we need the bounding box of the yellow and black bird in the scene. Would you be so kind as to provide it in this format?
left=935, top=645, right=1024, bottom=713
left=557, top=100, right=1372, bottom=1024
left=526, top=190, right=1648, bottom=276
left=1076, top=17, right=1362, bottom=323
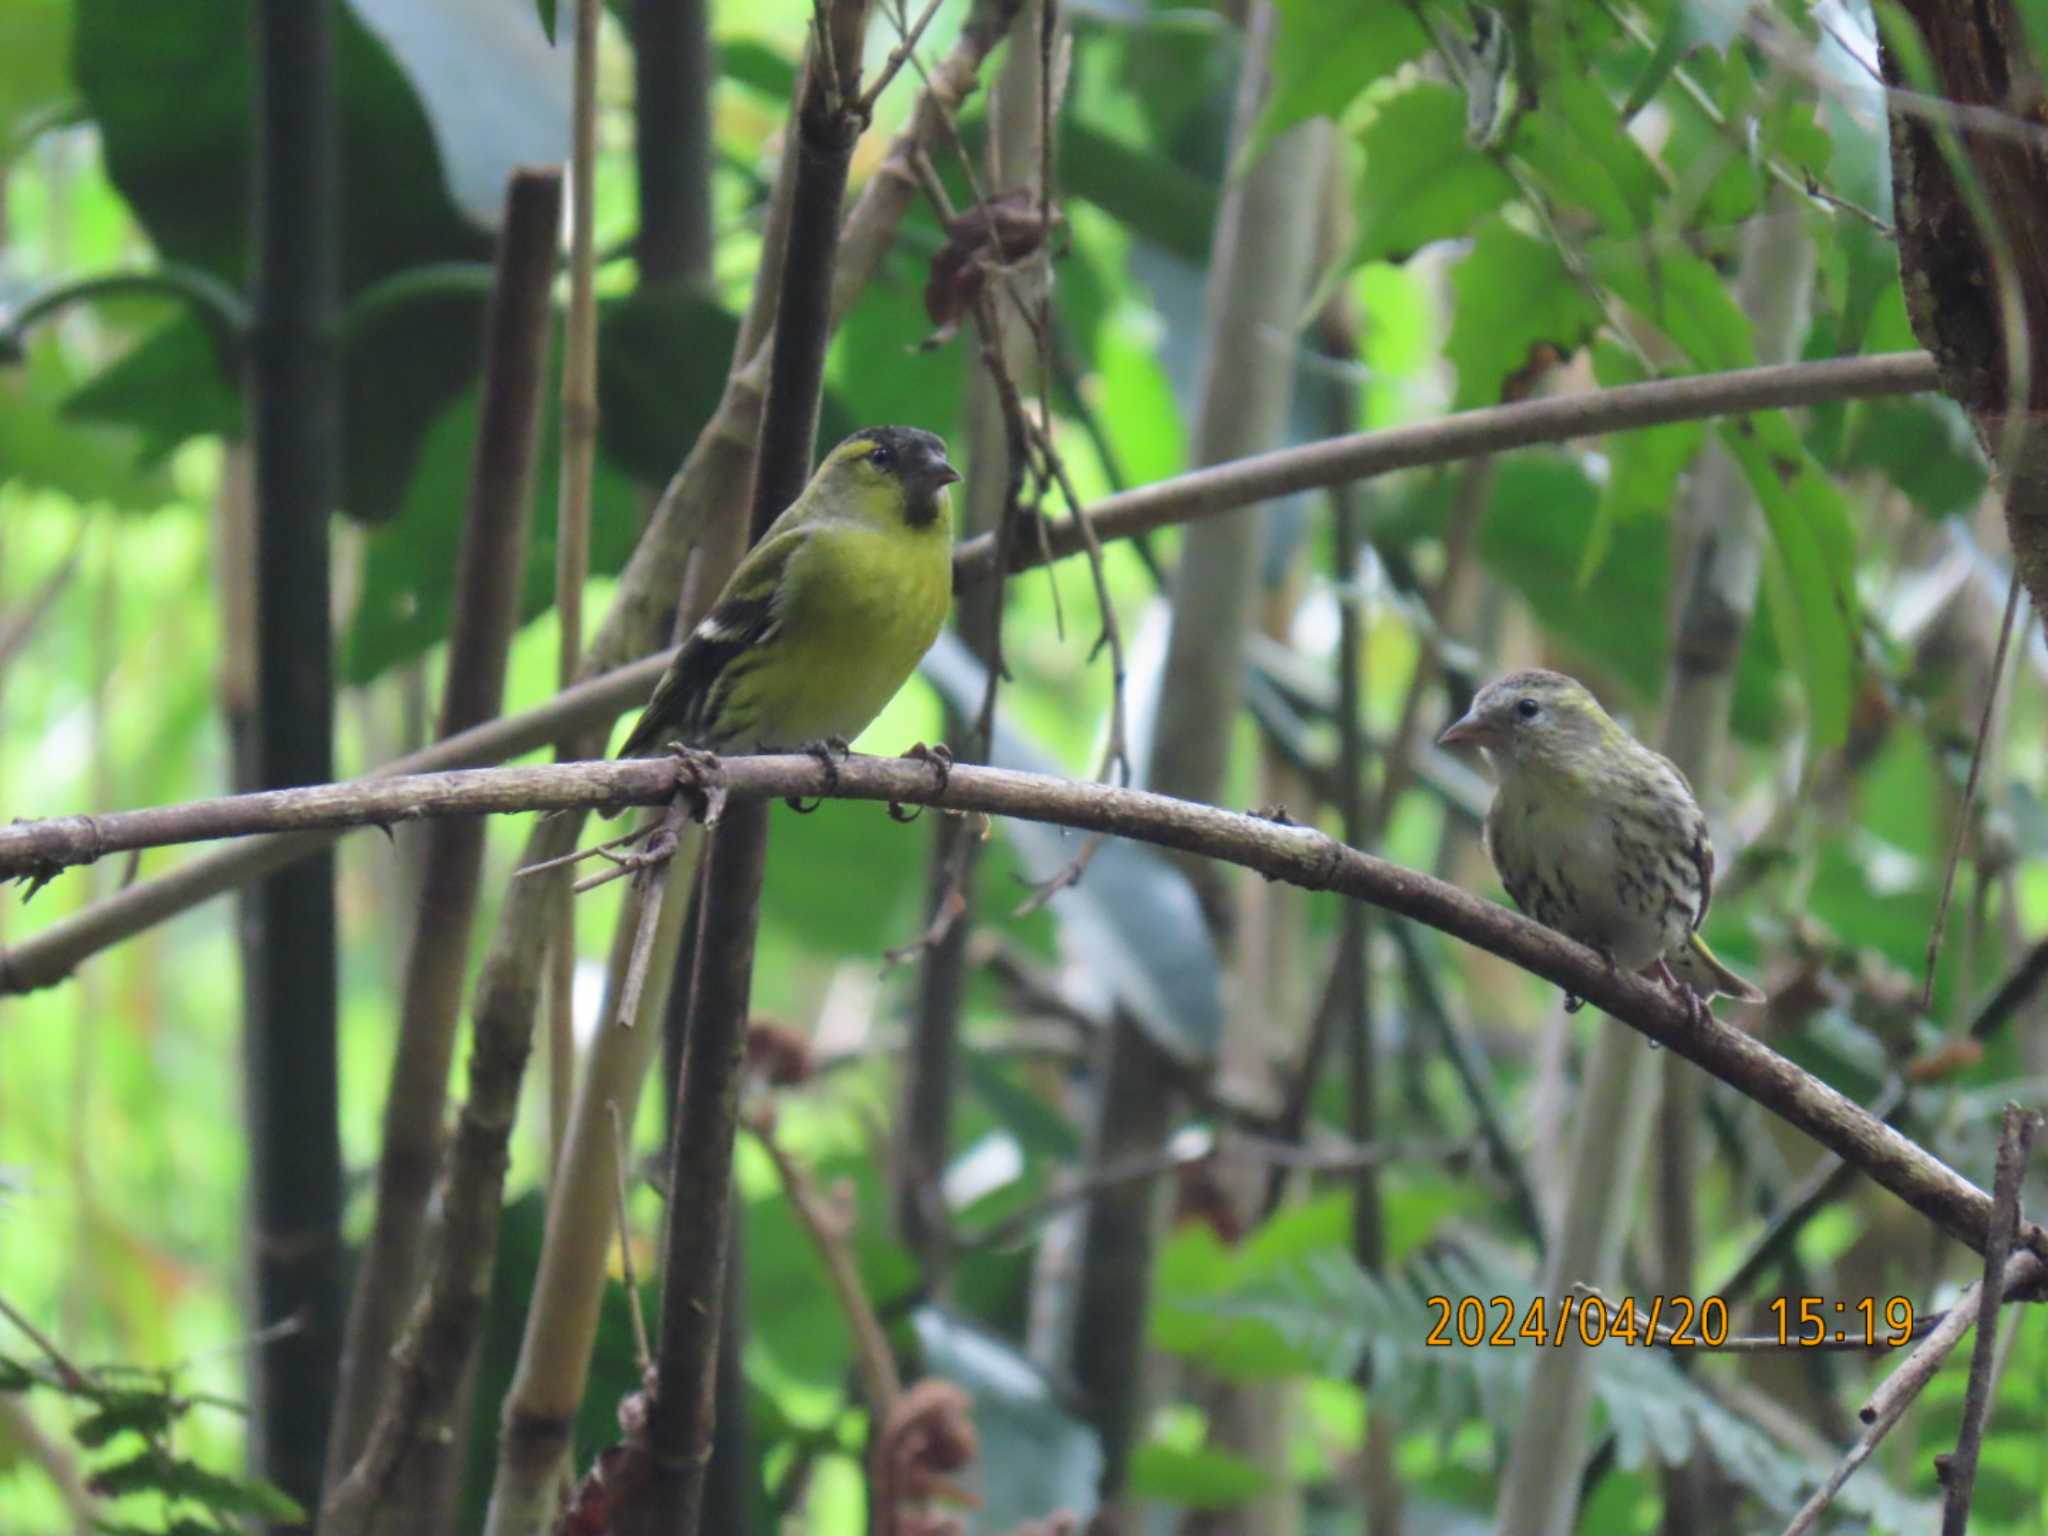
left=616, top=425, right=960, bottom=760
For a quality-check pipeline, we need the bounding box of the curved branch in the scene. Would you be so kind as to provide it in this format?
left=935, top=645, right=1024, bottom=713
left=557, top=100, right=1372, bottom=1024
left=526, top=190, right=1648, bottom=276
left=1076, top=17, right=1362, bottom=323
left=0, top=651, right=670, bottom=994
left=951, top=351, right=1941, bottom=585
left=0, top=352, right=1941, bottom=994
left=0, top=751, right=2036, bottom=1274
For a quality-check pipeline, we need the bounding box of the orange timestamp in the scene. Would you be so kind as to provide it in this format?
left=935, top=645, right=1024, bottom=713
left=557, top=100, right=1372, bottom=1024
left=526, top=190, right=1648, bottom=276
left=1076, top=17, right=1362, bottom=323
left=1424, top=1293, right=1730, bottom=1348
left=1766, top=1295, right=1916, bottom=1347
left=1422, top=1294, right=1917, bottom=1348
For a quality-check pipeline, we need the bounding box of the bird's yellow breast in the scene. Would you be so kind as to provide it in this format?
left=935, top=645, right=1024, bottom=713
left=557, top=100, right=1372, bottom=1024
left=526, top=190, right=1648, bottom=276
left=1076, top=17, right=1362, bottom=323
left=735, top=516, right=952, bottom=748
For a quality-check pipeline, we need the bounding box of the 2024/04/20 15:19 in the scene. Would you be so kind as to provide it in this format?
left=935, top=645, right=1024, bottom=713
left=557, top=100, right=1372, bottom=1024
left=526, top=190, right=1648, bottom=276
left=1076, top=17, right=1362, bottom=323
left=1422, top=1293, right=1917, bottom=1348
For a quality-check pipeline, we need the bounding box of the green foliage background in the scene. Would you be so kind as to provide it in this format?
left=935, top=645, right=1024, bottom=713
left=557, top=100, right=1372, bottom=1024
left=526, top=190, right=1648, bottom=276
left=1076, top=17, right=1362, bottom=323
left=3, top=1, right=2047, bottom=1533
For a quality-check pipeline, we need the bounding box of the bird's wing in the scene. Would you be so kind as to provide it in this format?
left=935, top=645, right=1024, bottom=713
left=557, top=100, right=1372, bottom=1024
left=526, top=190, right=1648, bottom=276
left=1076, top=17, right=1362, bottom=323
left=1656, top=748, right=1715, bottom=933
left=616, top=528, right=805, bottom=756
left=1691, top=821, right=1715, bottom=932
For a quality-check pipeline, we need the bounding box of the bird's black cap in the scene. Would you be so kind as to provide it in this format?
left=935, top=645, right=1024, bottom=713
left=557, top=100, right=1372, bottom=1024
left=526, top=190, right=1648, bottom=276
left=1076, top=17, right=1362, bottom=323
left=844, top=425, right=959, bottom=491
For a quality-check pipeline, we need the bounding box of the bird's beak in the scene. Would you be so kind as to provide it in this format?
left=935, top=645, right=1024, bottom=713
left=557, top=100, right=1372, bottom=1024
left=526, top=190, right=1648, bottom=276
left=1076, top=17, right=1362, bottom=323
left=1437, top=709, right=1491, bottom=750
left=923, top=459, right=962, bottom=491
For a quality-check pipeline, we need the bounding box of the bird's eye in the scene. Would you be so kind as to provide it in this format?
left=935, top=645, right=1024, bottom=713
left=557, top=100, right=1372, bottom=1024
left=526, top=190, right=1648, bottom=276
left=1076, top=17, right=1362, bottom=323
left=868, top=442, right=894, bottom=470
left=1516, top=697, right=1540, bottom=720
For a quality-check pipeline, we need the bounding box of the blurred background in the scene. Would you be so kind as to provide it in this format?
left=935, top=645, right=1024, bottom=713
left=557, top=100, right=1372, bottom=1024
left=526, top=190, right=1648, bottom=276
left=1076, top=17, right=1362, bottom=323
left=2, top=0, right=2045, bottom=1533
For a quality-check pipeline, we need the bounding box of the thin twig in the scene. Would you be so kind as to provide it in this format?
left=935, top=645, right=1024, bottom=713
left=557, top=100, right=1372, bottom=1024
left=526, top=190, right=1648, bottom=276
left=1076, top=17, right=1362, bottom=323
left=607, top=1101, right=653, bottom=1373
left=1923, top=569, right=2026, bottom=1011
left=963, top=1134, right=1462, bottom=1254
left=859, top=0, right=949, bottom=115
left=514, top=823, right=657, bottom=878
left=0, top=532, right=85, bottom=680
left=613, top=793, right=694, bottom=1029
left=748, top=1114, right=903, bottom=1417
left=1390, top=918, right=1547, bottom=1248
left=551, top=0, right=605, bottom=1178
left=1967, top=929, right=2048, bottom=1040
left=1939, top=1104, right=2041, bottom=1536
left=949, top=353, right=1941, bottom=585
left=1714, top=1082, right=1909, bottom=1303
left=0, top=1293, right=91, bottom=1391
left=1777, top=1250, right=2046, bottom=1536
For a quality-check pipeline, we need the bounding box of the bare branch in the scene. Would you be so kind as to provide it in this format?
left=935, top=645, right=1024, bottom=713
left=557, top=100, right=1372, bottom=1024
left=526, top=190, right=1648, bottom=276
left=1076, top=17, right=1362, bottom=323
left=1779, top=1250, right=2047, bottom=1536
left=749, top=1114, right=902, bottom=1416
left=3, top=751, right=2042, bottom=1272
left=323, top=164, right=562, bottom=1504
left=950, top=352, right=1940, bottom=585
left=0, top=353, right=1941, bottom=993
left=1940, top=1104, right=2041, bottom=1536
left=1923, top=569, right=2026, bottom=1010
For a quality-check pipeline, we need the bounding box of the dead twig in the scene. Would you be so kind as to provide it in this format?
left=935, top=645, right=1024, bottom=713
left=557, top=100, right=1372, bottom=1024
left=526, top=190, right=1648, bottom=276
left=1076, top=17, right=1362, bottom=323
left=748, top=1113, right=902, bottom=1416
left=1939, top=1104, right=2041, bottom=1535
left=1923, top=570, right=2027, bottom=1011
left=1778, top=1249, right=2047, bottom=1536
left=860, top=0, right=950, bottom=116
left=607, top=1101, right=653, bottom=1373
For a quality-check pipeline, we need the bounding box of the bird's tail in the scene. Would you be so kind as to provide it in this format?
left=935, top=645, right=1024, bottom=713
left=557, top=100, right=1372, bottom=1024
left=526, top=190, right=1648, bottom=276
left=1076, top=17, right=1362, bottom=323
left=1673, top=931, right=1766, bottom=1004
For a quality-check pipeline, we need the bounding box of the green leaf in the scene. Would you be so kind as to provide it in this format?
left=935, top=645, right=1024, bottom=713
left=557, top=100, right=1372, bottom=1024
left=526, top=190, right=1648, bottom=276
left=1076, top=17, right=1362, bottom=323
left=1, top=337, right=179, bottom=510
left=921, top=634, right=1224, bottom=1067
left=1719, top=413, right=1859, bottom=750
left=1152, top=1197, right=1382, bottom=1380
left=350, top=0, right=571, bottom=226
left=1353, top=83, right=1517, bottom=264
left=61, top=315, right=241, bottom=463
left=1588, top=245, right=1756, bottom=373
left=1577, top=341, right=1704, bottom=587
left=747, top=1147, right=918, bottom=1388
left=535, top=0, right=557, bottom=43
left=1107, top=7, right=1237, bottom=164
left=461, top=1191, right=672, bottom=1533
left=71, top=1391, right=176, bottom=1448
left=596, top=285, right=745, bottom=487
left=1446, top=219, right=1603, bottom=410
left=1249, top=0, right=1429, bottom=156
left=1822, top=72, right=1897, bottom=355
left=964, top=1053, right=1081, bottom=1162
left=1060, top=117, right=1216, bottom=265
left=760, top=794, right=924, bottom=956
left=826, top=266, right=968, bottom=454
left=1475, top=454, right=1669, bottom=700
left=1656, top=87, right=1761, bottom=231
left=1831, top=396, right=1987, bottom=519
left=1618, top=0, right=1743, bottom=120
left=718, top=38, right=798, bottom=101
left=71, top=0, right=527, bottom=519
left=0, top=0, right=72, bottom=155
left=1804, top=735, right=1940, bottom=977
left=342, top=336, right=641, bottom=684
left=1092, top=307, right=1188, bottom=487
left=1510, top=75, right=1664, bottom=236
left=1128, top=1442, right=1275, bottom=1508
left=88, top=1446, right=306, bottom=1519
left=911, top=1308, right=1102, bottom=1530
